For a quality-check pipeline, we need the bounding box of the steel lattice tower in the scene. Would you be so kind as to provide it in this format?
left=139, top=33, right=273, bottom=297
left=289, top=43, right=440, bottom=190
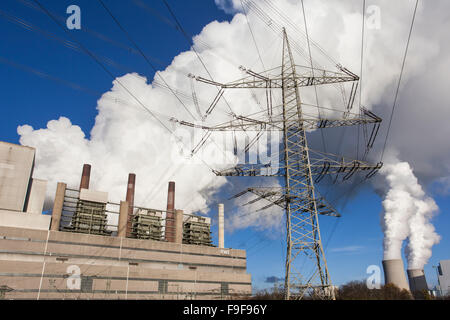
left=175, top=29, right=383, bottom=299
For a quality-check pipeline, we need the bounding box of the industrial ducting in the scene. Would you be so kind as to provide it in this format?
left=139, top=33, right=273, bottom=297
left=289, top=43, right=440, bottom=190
left=382, top=259, right=410, bottom=291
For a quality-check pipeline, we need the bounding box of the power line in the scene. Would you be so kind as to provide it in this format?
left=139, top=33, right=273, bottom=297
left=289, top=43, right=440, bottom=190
left=324, top=176, right=368, bottom=251
left=132, top=0, right=242, bottom=70
left=98, top=0, right=261, bottom=214
left=0, top=55, right=99, bottom=96
left=236, top=0, right=267, bottom=113
left=29, top=0, right=220, bottom=177
left=300, top=0, right=327, bottom=154
left=31, top=0, right=176, bottom=136
left=380, top=0, right=419, bottom=162
left=0, top=9, right=154, bottom=79
left=240, top=0, right=265, bottom=70
left=1, top=5, right=217, bottom=106
left=241, top=0, right=347, bottom=103
left=357, top=0, right=366, bottom=161
left=99, top=0, right=264, bottom=217
left=13, top=0, right=220, bottom=108
left=161, top=0, right=221, bottom=81
left=255, top=0, right=338, bottom=68
left=132, top=0, right=177, bottom=30
left=15, top=0, right=151, bottom=60
left=96, top=0, right=197, bottom=121
left=161, top=0, right=238, bottom=118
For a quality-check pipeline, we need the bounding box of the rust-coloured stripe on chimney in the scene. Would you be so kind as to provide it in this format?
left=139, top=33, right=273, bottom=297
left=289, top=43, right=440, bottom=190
left=80, top=164, right=91, bottom=190
left=165, top=181, right=175, bottom=242
left=126, top=173, right=136, bottom=237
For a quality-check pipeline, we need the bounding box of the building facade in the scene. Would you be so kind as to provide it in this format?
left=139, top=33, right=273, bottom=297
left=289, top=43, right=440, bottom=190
left=0, top=141, right=251, bottom=299
left=437, top=260, right=450, bottom=297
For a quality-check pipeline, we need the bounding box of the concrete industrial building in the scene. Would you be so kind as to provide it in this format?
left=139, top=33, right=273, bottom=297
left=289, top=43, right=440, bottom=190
left=0, top=142, right=50, bottom=230
left=436, top=260, right=450, bottom=297
left=0, top=141, right=251, bottom=299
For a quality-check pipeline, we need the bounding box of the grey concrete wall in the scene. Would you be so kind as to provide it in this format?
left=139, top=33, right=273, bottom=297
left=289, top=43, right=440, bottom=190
left=50, top=182, right=66, bottom=231
left=438, top=260, right=450, bottom=296
left=0, top=226, right=251, bottom=299
left=0, top=210, right=51, bottom=230
left=79, top=188, right=108, bottom=204
left=25, top=179, right=47, bottom=214
left=0, top=142, right=35, bottom=212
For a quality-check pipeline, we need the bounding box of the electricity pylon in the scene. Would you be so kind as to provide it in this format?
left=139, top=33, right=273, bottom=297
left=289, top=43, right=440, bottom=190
left=174, top=28, right=382, bottom=299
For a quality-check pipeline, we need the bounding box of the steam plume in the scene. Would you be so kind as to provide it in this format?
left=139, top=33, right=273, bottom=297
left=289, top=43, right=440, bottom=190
left=381, top=161, right=440, bottom=269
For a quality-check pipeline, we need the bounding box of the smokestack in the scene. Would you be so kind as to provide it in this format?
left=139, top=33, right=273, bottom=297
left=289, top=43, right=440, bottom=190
left=79, top=164, right=91, bottom=190
left=407, top=269, right=429, bottom=293
left=382, top=259, right=410, bottom=291
left=165, top=181, right=175, bottom=242
left=125, top=173, right=136, bottom=237
left=218, top=203, right=224, bottom=248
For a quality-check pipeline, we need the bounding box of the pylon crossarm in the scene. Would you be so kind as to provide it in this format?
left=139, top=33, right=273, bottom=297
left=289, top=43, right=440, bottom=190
left=211, top=153, right=382, bottom=179
left=313, top=190, right=341, bottom=217
left=194, top=67, right=358, bottom=89
left=231, top=186, right=340, bottom=217
left=171, top=100, right=380, bottom=132
left=307, top=148, right=383, bottom=178
left=212, top=163, right=278, bottom=177
left=178, top=114, right=379, bottom=132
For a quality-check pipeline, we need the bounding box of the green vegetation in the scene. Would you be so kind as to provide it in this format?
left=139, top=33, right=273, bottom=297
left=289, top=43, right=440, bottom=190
left=248, top=280, right=450, bottom=300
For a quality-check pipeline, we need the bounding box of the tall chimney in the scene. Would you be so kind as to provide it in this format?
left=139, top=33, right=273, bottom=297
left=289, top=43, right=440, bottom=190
left=125, top=173, right=136, bottom=237
left=218, top=203, right=224, bottom=248
left=165, top=181, right=175, bottom=242
left=407, top=269, right=429, bottom=294
left=79, top=164, right=91, bottom=190
left=382, top=259, right=410, bottom=291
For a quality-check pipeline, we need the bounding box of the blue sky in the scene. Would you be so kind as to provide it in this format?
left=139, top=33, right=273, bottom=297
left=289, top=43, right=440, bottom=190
left=1, top=0, right=449, bottom=292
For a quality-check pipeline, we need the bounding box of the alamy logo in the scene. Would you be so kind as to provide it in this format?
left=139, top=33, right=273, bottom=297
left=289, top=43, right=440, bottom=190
left=66, top=5, right=81, bottom=30
left=366, top=265, right=381, bottom=289
left=366, top=5, right=381, bottom=30
left=66, top=265, right=81, bottom=290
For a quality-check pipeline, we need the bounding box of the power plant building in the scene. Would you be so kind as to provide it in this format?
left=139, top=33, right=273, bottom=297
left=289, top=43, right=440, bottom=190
left=437, top=260, right=450, bottom=296
left=0, top=141, right=251, bottom=299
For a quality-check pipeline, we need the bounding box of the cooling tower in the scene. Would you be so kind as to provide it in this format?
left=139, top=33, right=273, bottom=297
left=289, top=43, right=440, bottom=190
left=382, top=259, right=410, bottom=291
left=407, top=269, right=428, bottom=293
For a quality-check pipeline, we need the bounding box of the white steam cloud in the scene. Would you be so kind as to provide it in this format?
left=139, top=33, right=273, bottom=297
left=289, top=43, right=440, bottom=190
left=381, top=160, right=440, bottom=270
